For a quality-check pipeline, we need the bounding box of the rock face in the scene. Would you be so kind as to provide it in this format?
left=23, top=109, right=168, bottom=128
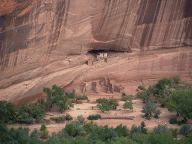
left=0, top=0, right=192, bottom=103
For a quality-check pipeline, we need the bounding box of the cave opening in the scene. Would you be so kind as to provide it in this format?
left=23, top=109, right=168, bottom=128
left=87, top=49, right=127, bottom=57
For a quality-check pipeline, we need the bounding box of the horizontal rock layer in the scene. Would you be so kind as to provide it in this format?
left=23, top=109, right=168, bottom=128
left=0, top=0, right=192, bottom=102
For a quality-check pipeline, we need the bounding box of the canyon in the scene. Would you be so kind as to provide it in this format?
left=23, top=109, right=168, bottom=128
left=0, top=0, right=192, bottom=103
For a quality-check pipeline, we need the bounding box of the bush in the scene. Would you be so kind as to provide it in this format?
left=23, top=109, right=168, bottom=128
left=43, top=85, right=74, bottom=112
left=121, top=93, right=132, bottom=101
left=180, top=124, right=192, bottom=136
left=130, top=122, right=147, bottom=135
left=169, top=117, right=178, bottom=124
left=40, top=124, right=49, bottom=139
left=87, top=114, right=101, bottom=120
left=123, top=100, right=133, bottom=110
left=0, top=101, right=16, bottom=123
left=137, top=88, right=151, bottom=103
left=16, top=102, right=46, bottom=124
left=75, top=95, right=88, bottom=101
left=51, top=116, right=66, bottom=123
left=96, top=98, right=118, bottom=112
left=152, top=78, right=173, bottom=96
left=0, top=123, right=42, bottom=144
left=169, top=88, right=192, bottom=120
left=142, top=101, right=160, bottom=119
left=64, top=121, right=86, bottom=137
left=65, top=114, right=73, bottom=121
left=153, top=125, right=170, bottom=134
left=77, top=115, right=85, bottom=124
left=51, top=114, right=73, bottom=123
left=0, top=100, right=46, bottom=124
left=114, top=124, right=129, bottom=137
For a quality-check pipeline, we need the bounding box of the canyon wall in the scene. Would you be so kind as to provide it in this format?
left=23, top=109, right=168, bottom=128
left=0, top=0, right=192, bottom=103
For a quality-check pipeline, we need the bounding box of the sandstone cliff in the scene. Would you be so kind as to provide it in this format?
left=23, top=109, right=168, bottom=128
left=0, top=0, right=192, bottom=103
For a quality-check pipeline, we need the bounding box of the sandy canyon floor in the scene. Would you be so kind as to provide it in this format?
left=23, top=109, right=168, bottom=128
left=9, top=94, right=179, bottom=134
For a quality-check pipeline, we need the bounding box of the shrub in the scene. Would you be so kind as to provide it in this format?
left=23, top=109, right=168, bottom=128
left=114, top=124, right=129, bottom=137
left=153, top=125, right=170, bottom=134
left=77, top=115, right=85, bottom=124
left=137, top=89, right=151, bottom=103
left=87, top=114, right=101, bottom=120
left=169, top=88, right=192, bottom=120
left=138, top=85, right=146, bottom=91
left=152, top=78, right=173, bottom=96
left=75, top=95, right=88, bottom=101
left=40, top=124, right=49, bottom=139
left=16, top=102, right=46, bottom=124
left=0, top=101, right=16, bottom=123
left=0, top=124, right=41, bottom=144
left=51, top=114, right=73, bottom=123
left=179, top=124, right=192, bottom=136
left=169, top=117, right=178, bottom=124
left=130, top=125, right=142, bottom=134
left=96, top=98, right=118, bottom=112
left=154, top=109, right=161, bottom=119
left=43, top=85, right=73, bottom=112
left=64, top=121, right=86, bottom=137
left=66, top=91, right=76, bottom=99
left=123, top=100, right=133, bottom=110
left=51, top=116, right=66, bottom=123
left=65, top=114, right=73, bottom=121
left=97, top=126, right=117, bottom=142
left=121, top=93, right=132, bottom=101
left=112, top=137, right=138, bottom=144
left=142, top=101, right=160, bottom=119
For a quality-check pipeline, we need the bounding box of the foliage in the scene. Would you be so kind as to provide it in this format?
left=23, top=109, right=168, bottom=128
left=114, top=124, right=129, bottom=137
left=169, top=88, right=192, bottom=120
left=96, top=98, right=118, bottom=112
left=43, top=85, right=74, bottom=112
left=169, top=117, right=178, bottom=124
left=87, top=114, right=101, bottom=120
left=16, top=102, right=46, bottom=124
left=1, top=121, right=192, bottom=144
left=130, top=122, right=147, bottom=135
left=64, top=121, right=86, bottom=137
left=0, top=100, right=45, bottom=124
left=65, top=114, right=73, bottom=121
left=75, top=95, right=88, bottom=101
left=0, top=85, right=76, bottom=124
left=0, top=101, right=16, bottom=123
left=137, top=77, right=192, bottom=124
left=137, top=77, right=180, bottom=105
left=180, top=124, right=192, bottom=136
left=51, top=114, right=73, bottom=123
left=121, top=93, right=132, bottom=101
left=77, top=115, right=85, bottom=124
left=40, top=124, right=49, bottom=139
left=0, top=123, right=42, bottom=144
left=142, top=101, right=161, bottom=119
left=153, top=125, right=170, bottom=134
left=123, top=100, right=133, bottom=110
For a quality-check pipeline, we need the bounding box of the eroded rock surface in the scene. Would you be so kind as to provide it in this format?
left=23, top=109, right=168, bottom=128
left=0, top=0, right=192, bottom=103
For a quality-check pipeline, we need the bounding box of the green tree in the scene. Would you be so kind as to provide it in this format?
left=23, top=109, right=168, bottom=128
left=169, top=88, right=192, bottom=120
left=180, top=124, right=192, bottom=136
left=0, top=101, right=16, bottom=123
left=96, top=98, right=118, bottom=112
left=123, top=100, right=133, bottom=110
left=64, top=121, right=86, bottom=137
left=142, top=101, right=160, bottom=119
left=43, top=85, right=74, bottom=112
left=40, top=124, right=49, bottom=139
left=115, top=124, right=129, bottom=137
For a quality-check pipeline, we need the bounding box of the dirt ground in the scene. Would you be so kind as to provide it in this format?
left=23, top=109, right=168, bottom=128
left=9, top=96, right=179, bottom=134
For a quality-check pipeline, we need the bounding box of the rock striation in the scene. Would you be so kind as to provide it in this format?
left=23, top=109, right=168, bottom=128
left=0, top=0, right=192, bottom=103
